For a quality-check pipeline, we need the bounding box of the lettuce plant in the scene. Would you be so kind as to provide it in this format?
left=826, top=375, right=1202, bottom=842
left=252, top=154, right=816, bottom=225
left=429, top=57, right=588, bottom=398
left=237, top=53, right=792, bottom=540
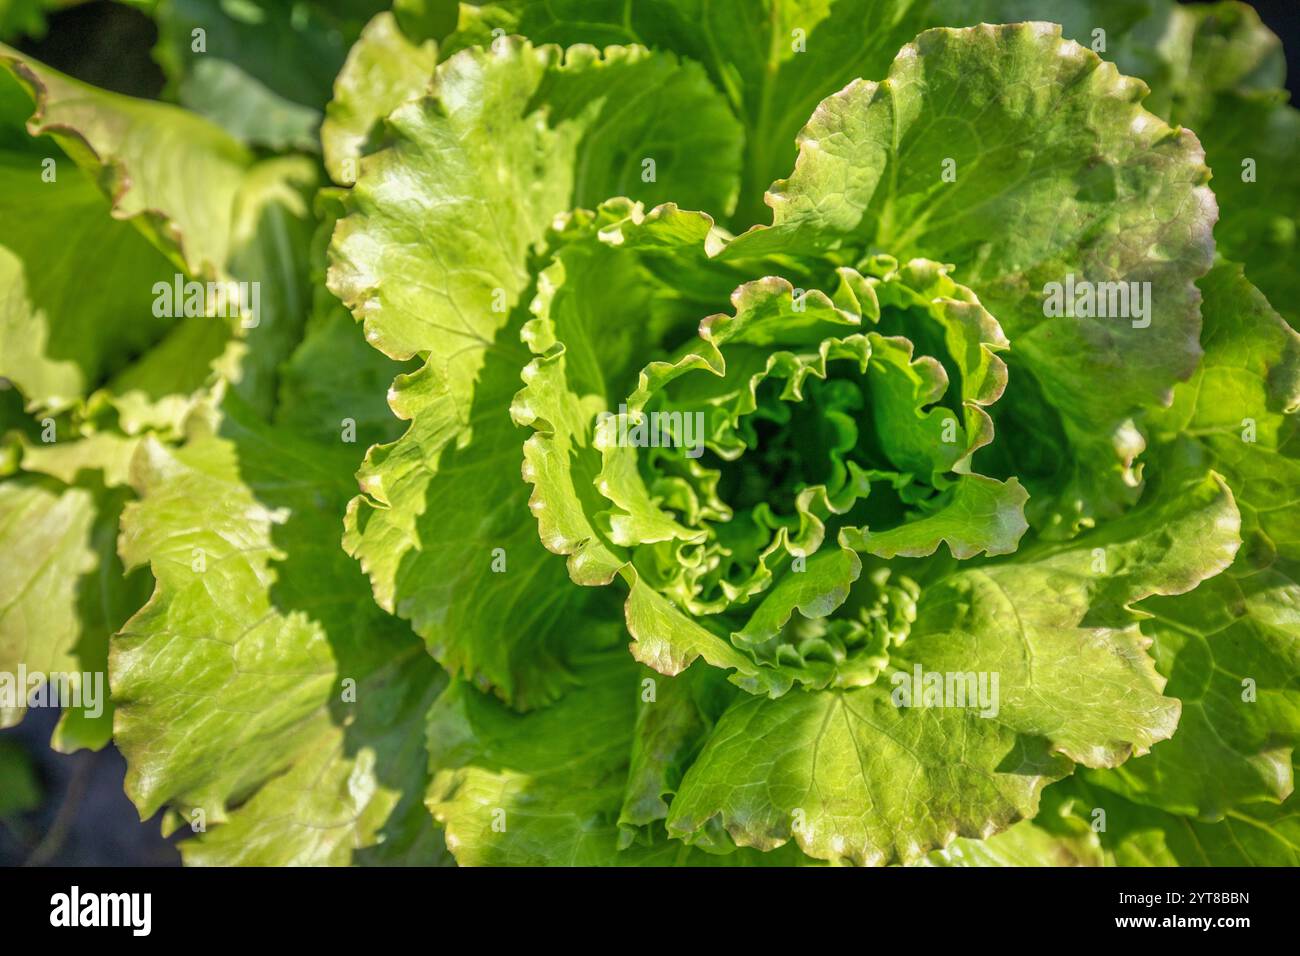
left=0, top=0, right=1297, bottom=866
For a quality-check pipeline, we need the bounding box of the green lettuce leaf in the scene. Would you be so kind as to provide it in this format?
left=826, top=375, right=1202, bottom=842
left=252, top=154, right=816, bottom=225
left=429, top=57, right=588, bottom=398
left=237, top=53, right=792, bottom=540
left=663, top=447, right=1235, bottom=864
left=616, top=662, right=734, bottom=847
left=1081, top=264, right=1300, bottom=818
left=321, top=11, right=437, bottom=187
left=427, top=650, right=807, bottom=865
left=920, top=783, right=1105, bottom=866
left=151, top=0, right=389, bottom=152
left=936, top=1, right=1299, bottom=327
left=102, top=184, right=445, bottom=863
left=0, top=41, right=317, bottom=760
left=0, top=46, right=318, bottom=422
left=1, top=42, right=251, bottom=277
left=443, top=0, right=936, bottom=227
left=1057, top=773, right=1299, bottom=865
left=275, top=190, right=418, bottom=450
left=330, top=37, right=743, bottom=709
left=0, top=402, right=146, bottom=753
left=0, top=467, right=147, bottom=748
left=112, top=386, right=446, bottom=864
left=513, top=200, right=1028, bottom=697
left=0, top=62, right=177, bottom=414
left=724, top=21, right=1216, bottom=532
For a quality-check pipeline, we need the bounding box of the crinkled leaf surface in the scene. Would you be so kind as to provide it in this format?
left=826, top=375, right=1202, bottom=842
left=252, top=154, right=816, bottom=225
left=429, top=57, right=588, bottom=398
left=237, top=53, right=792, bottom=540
left=1082, top=264, right=1300, bottom=818
left=514, top=202, right=1027, bottom=700
left=664, top=454, right=1237, bottom=864
left=725, top=22, right=1216, bottom=530
left=331, top=39, right=742, bottom=708
left=1061, top=773, right=1300, bottom=865
left=0, top=48, right=318, bottom=422
left=0, top=469, right=147, bottom=747
left=152, top=0, right=388, bottom=152
left=427, top=650, right=807, bottom=865
left=113, top=388, right=445, bottom=863
left=0, top=64, right=177, bottom=413
left=446, top=0, right=936, bottom=227
left=321, top=11, right=437, bottom=186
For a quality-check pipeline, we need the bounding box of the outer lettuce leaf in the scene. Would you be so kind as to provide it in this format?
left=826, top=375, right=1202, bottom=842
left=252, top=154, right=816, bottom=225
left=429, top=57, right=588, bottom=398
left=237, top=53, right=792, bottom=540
left=182, top=648, right=449, bottom=866
left=1057, top=773, right=1299, bottom=866
left=922, top=823, right=1104, bottom=867
left=426, top=650, right=806, bottom=865
left=663, top=449, right=1235, bottom=864
left=444, top=0, right=936, bottom=226
left=724, top=22, right=1216, bottom=532
left=1195, top=86, right=1299, bottom=329
left=102, top=188, right=443, bottom=863
left=330, top=38, right=743, bottom=709
left=0, top=42, right=251, bottom=278
left=920, top=784, right=1105, bottom=866
left=0, top=64, right=177, bottom=414
left=1117, top=0, right=1295, bottom=326
left=934, top=263, right=1300, bottom=861
left=616, top=662, right=734, bottom=847
left=84, top=319, right=230, bottom=439
left=321, top=11, right=437, bottom=187
left=1097, top=1, right=1285, bottom=124
left=0, top=466, right=148, bottom=747
left=275, top=190, right=418, bottom=451
left=329, top=36, right=741, bottom=373
left=1081, top=264, right=1300, bottom=818
left=1098, top=571, right=1300, bottom=817
left=0, top=42, right=316, bottom=760
left=210, top=154, right=319, bottom=419
left=340, top=310, right=625, bottom=710
left=0, top=46, right=319, bottom=423
left=933, top=769, right=1299, bottom=867
left=1097, top=797, right=1299, bottom=866
left=936, top=0, right=1299, bottom=327
left=7, top=428, right=141, bottom=488
left=0, top=399, right=154, bottom=751
left=1150, top=263, right=1300, bottom=584
left=112, top=386, right=446, bottom=864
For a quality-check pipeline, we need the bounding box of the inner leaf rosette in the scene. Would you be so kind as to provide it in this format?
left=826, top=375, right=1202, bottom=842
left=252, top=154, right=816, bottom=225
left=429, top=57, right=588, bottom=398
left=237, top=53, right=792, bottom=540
left=512, top=198, right=1027, bottom=695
